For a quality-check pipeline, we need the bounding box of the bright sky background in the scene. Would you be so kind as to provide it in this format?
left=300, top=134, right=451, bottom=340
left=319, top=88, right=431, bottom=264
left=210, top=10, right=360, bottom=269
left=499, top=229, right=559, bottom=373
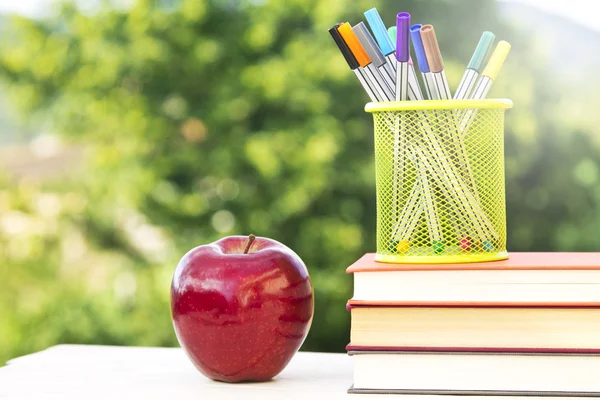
left=0, top=0, right=127, bottom=18
left=0, top=0, right=45, bottom=17
left=0, top=0, right=599, bottom=32
left=501, top=0, right=600, bottom=32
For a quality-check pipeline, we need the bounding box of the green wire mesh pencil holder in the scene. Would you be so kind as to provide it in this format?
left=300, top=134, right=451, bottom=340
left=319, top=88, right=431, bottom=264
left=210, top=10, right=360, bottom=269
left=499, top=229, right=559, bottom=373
left=366, top=99, right=513, bottom=264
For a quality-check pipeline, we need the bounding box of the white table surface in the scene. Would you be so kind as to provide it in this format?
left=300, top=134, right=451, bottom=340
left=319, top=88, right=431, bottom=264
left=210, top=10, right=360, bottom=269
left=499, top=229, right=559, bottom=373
left=0, top=345, right=578, bottom=400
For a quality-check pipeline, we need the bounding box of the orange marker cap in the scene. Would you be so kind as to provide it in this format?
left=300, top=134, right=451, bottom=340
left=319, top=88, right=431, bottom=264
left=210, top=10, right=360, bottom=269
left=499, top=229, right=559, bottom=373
left=337, top=22, right=371, bottom=67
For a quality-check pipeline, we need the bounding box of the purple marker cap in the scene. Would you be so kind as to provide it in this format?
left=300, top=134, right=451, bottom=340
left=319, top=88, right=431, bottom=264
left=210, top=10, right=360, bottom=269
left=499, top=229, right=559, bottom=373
left=396, top=12, right=410, bottom=62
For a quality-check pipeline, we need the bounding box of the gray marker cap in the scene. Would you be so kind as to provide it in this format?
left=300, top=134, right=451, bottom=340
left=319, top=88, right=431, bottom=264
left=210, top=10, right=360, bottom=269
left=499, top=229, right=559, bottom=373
left=353, top=22, right=386, bottom=68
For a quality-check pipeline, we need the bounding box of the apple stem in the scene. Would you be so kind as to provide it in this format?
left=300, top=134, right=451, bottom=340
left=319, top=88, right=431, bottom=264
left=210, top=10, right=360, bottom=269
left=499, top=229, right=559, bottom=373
left=243, top=234, right=256, bottom=254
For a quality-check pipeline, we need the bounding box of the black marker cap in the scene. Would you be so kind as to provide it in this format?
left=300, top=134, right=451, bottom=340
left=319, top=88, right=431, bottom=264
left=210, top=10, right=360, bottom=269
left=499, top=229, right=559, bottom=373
left=328, top=23, right=359, bottom=70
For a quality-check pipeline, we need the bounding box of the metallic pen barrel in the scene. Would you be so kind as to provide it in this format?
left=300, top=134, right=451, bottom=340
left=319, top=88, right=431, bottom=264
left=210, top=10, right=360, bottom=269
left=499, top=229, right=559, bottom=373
left=460, top=41, right=510, bottom=134
left=381, top=59, right=396, bottom=86
left=385, top=53, right=397, bottom=73
left=422, top=72, right=439, bottom=100
left=393, top=177, right=424, bottom=241
left=329, top=23, right=381, bottom=102
left=460, top=76, right=492, bottom=132
left=432, top=70, right=452, bottom=100
left=337, top=22, right=392, bottom=101
left=454, top=68, right=479, bottom=100
left=407, top=62, right=424, bottom=100
left=353, top=22, right=395, bottom=100
left=364, top=63, right=393, bottom=101
left=386, top=27, right=399, bottom=75
left=471, top=76, right=493, bottom=99
left=418, top=160, right=442, bottom=244
left=353, top=68, right=380, bottom=102
left=396, top=62, right=409, bottom=101
left=377, top=63, right=396, bottom=96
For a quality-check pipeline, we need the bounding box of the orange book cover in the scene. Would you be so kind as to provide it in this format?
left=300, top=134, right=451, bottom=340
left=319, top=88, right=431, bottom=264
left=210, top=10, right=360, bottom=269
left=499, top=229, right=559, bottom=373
left=346, top=252, right=600, bottom=273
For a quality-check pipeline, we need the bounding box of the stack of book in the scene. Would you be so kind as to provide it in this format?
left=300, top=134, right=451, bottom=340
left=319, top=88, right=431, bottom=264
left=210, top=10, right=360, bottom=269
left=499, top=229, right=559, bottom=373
left=346, top=252, right=600, bottom=396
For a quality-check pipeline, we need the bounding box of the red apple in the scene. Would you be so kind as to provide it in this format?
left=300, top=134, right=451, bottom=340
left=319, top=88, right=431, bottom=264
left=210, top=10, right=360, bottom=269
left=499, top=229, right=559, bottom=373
left=170, top=234, right=314, bottom=382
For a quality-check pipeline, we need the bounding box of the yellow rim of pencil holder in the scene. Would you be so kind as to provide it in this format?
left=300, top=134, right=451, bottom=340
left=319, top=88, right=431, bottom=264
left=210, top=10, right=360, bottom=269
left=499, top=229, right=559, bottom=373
left=365, top=98, right=513, bottom=113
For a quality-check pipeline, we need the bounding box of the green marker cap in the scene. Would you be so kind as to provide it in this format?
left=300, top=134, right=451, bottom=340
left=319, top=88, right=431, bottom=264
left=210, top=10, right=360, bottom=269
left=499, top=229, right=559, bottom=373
left=387, top=26, right=397, bottom=47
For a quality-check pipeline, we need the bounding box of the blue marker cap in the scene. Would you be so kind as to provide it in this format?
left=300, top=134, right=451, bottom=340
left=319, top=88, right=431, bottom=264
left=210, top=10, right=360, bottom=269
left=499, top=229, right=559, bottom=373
left=364, top=8, right=395, bottom=56
left=467, top=31, right=496, bottom=72
left=410, top=24, right=429, bottom=72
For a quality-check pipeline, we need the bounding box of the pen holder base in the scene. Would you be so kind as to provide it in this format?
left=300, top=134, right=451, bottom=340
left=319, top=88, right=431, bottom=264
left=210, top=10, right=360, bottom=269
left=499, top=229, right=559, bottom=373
left=366, top=99, right=512, bottom=264
left=375, top=251, right=509, bottom=264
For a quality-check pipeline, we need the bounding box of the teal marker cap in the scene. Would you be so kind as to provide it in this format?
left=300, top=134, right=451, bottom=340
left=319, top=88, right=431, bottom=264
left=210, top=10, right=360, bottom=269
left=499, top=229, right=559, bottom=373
left=467, top=31, right=496, bottom=72
left=387, top=26, right=397, bottom=47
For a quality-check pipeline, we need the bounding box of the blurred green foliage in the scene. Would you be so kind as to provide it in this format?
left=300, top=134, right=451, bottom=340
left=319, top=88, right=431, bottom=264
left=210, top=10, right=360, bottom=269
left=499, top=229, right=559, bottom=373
left=0, top=0, right=599, bottom=364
